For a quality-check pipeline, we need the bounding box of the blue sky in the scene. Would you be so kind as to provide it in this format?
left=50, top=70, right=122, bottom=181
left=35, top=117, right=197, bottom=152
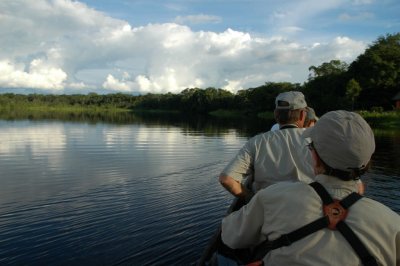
left=80, top=0, right=398, bottom=39
left=0, top=0, right=398, bottom=94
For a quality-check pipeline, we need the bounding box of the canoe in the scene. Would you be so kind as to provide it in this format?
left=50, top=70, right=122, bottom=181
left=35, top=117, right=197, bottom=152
left=197, top=197, right=245, bottom=266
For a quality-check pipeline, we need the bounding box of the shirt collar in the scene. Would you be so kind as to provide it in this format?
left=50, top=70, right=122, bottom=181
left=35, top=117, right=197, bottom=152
left=314, top=174, right=360, bottom=199
left=279, top=123, right=299, bottom=129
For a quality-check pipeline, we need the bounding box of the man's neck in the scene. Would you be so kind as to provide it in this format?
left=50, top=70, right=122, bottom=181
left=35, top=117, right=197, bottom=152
left=279, top=123, right=299, bottom=129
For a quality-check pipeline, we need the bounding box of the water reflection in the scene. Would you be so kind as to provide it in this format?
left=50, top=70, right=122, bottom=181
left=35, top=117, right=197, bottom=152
left=372, top=131, right=400, bottom=176
left=0, top=116, right=249, bottom=265
left=0, top=117, right=251, bottom=213
left=0, top=110, right=274, bottom=138
left=0, top=121, right=66, bottom=156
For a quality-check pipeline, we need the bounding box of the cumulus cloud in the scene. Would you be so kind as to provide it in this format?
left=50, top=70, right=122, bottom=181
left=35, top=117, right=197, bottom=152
left=0, top=60, right=67, bottom=90
left=102, top=74, right=133, bottom=92
left=0, top=0, right=368, bottom=94
left=309, top=36, right=366, bottom=62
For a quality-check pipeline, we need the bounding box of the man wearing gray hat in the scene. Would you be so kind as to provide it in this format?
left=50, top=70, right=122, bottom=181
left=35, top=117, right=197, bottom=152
left=221, top=110, right=400, bottom=265
left=304, top=106, right=318, bottom=127
left=219, top=91, right=314, bottom=201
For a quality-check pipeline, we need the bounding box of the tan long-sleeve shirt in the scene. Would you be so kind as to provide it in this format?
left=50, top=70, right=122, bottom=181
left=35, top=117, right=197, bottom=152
left=221, top=127, right=314, bottom=192
left=221, top=175, right=400, bottom=265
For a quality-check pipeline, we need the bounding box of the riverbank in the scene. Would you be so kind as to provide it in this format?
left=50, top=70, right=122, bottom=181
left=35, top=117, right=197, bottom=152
left=0, top=104, right=132, bottom=122
left=209, top=109, right=400, bottom=129
left=0, top=103, right=129, bottom=113
left=357, top=110, right=400, bottom=129
left=1, top=103, right=399, bottom=129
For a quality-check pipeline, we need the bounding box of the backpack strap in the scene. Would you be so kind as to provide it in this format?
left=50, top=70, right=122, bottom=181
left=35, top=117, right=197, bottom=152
left=309, top=181, right=334, bottom=204
left=310, top=182, right=365, bottom=210
left=251, top=182, right=378, bottom=266
left=252, top=216, right=329, bottom=260
left=336, top=221, right=378, bottom=266
left=310, top=182, right=378, bottom=266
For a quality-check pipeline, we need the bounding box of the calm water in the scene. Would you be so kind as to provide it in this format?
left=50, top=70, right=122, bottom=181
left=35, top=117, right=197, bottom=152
left=0, top=114, right=399, bottom=265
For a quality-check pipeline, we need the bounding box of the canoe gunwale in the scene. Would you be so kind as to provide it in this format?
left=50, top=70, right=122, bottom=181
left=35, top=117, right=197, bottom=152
left=197, top=197, right=244, bottom=266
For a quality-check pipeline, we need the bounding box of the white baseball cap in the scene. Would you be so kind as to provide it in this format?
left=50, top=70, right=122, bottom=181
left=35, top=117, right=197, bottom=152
left=275, top=91, right=307, bottom=110
left=303, top=110, right=375, bottom=172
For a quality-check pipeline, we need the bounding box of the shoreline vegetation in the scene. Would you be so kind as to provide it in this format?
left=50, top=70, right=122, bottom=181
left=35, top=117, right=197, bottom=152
left=357, top=111, right=400, bottom=130
left=210, top=109, right=400, bottom=130
left=0, top=101, right=399, bottom=129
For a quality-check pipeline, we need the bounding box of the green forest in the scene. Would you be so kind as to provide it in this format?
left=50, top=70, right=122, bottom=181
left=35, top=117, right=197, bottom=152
left=1, top=33, right=399, bottom=126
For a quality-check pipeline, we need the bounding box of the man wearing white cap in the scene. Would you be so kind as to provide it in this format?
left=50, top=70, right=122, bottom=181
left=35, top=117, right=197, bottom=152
left=271, top=106, right=318, bottom=130
left=219, top=91, right=314, bottom=201
left=221, top=110, right=400, bottom=265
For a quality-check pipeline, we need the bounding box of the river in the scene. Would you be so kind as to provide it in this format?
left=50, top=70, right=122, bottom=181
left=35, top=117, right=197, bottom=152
left=0, top=112, right=399, bottom=265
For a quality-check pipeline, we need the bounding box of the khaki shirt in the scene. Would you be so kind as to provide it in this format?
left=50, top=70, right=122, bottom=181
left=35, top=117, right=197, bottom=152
left=222, top=127, right=314, bottom=192
left=221, top=175, right=400, bottom=265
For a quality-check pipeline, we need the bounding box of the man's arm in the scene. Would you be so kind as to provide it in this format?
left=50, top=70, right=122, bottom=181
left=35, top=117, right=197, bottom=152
left=219, top=173, right=254, bottom=202
left=219, top=137, right=255, bottom=200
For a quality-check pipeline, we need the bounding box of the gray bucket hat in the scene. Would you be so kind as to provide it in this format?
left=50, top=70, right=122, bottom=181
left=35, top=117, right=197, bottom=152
left=303, top=110, right=375, bottom=172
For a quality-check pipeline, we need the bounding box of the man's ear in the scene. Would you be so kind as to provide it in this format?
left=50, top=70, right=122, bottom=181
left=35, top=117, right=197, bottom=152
left=298, top=109, right=307, bottom=127
left=274, top=109, right=279, bottom=121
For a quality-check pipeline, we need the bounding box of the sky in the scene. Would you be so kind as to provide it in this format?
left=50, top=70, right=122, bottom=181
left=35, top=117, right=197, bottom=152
left=0, top=0, right=399, bottom=95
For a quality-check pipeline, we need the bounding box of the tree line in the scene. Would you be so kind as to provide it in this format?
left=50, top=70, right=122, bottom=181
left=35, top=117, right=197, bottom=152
left=304, top=33, right=400, bottom=114
left=1, top=33, right=399, bottom=116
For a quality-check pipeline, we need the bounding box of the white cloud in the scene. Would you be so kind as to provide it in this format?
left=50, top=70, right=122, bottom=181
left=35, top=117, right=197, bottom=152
left=267, top=0, right=346, bottom=31
left=0, top=60, right=67, bottom=90
left=352, top=0, right=374, bottom=5
left=280, top=26, right=304, bottom=34
left=309, top=36, right=365, bottom=62
left=102, top=74, right=133, bottom=92
left=330, top=36, right=366, bottom=60
left=222, top=80, right=243, bottom=93
left=0, top=0, right=369, bottom=94
left=174, top=14, right=222, bottom=25
left=339, top=12, right=375, bottom=21
left=69, top=82, right=88, bottom=89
